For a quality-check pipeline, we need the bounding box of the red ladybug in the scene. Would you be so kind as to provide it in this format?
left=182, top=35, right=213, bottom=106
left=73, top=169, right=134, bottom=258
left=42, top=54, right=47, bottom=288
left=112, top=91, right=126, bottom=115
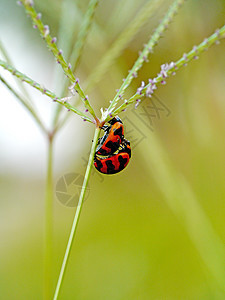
left=94, top=140, right=131, bottom=174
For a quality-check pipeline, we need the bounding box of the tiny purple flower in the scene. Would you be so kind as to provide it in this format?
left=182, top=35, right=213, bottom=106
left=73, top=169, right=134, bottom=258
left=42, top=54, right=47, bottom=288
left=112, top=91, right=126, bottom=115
left=183, top=53, right=187, bottom=61
left=135, top=99, right=141, bottom=109
left=143, top=55, right=149, bottom=62
left=36, top=13, right=42, bottom=20
left=43, top=25, right=49, bottom=37
left=215, top=29, right=220, bottom=37
left=146, top=79, right=157, bottom=97
left=137, top=81, right=145, bottom=95
left=192, top=45, right=198, bottom=54
left=25, top=0, right=34, bottom=6
left=51, top=37, right=57, bottom=44
left=159, top=63, right=170, bottom=78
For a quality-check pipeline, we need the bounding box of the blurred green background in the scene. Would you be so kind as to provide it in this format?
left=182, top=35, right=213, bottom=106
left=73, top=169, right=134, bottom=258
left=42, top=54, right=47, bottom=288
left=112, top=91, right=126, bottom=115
left=0, top=0, right=225, bottom=299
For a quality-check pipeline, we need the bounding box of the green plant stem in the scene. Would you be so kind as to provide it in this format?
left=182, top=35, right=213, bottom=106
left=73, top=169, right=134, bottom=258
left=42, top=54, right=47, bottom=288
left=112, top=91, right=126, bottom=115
left=111, top=24, right=225, bottom=119
left=44, top=136, right=54, bottom=300
left=20, top=0, right=97, bottom=120
left=0, top=39, right=33, bottom=102
left=0, top=60, right=93, bottom=123
left=0, top=75, right=47, bottom=133
left=53, top=126, right=101, bottom=300
left=53, top=0, right=184, bottom=129
left=51, top=0, right=80, bottom=122
left=52, top=0, right=99, bottom=127
left=70, top=0, right=99, bottom=72
left=85, top=0, right=163, bottom=91
left=107, top=0, right=186, bottom=114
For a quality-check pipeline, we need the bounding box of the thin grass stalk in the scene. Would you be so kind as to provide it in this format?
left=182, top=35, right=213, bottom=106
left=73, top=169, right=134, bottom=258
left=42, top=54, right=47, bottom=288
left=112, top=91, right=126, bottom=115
left=44, top=136, right=54, bottom=300
left=107, top=0, right=186, bottom=114
left=52, top=0, right=81, bottom=103
left=52, top=0, right=167, bottom=129
left=57, top=0, right=80, bottom=64
left=0, top=60, right=93, bottom=123
left=20, top=0, right=97, bottom=120
left=0, top=75, right=47, bottom=133
left=53, top=126, right=101, bottom=300
left=105, top=0, right=141, bottom=36
left=111, top=25, right=225, bottom=119
left=52, top=0, right=99, bottom=127
left=85, top=0, right=164, bottom=91
left=70, top=0, right=99, bottom=72
left=0, top=39, right=32, bottom=103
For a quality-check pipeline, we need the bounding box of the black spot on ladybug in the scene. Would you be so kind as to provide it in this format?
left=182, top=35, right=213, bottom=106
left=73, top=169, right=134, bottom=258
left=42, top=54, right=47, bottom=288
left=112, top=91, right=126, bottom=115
left=105, top=160, right=116, bottom=174
left=113, top=126, right=123, bottom=137
left=105, top=140, right=120, bottom=152
left=118, top=155, right=128, bottom=171
left=94, top=157, right=103, bottom=170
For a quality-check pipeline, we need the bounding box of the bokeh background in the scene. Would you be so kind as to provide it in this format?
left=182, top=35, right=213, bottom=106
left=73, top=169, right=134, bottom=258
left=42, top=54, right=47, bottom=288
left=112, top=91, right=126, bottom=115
left=0, top=0, right=225, bottom=299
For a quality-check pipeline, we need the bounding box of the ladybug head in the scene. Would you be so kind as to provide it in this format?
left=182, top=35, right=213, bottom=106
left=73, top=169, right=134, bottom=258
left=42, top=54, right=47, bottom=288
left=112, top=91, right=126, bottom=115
left=108, top=116, right=123, bottom=125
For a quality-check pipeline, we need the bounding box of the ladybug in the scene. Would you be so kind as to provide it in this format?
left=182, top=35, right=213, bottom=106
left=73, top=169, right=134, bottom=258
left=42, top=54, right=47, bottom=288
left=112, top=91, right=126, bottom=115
left=94, top=139, right=131, bottom=175
left=96, top=116, right=124, bottom=156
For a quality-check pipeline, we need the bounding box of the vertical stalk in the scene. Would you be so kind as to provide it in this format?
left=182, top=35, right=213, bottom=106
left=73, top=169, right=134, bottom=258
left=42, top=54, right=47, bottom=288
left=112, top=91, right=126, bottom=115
left=44, top=135, right=54, bottom=300
left=53, top=126, right=101, bottom=300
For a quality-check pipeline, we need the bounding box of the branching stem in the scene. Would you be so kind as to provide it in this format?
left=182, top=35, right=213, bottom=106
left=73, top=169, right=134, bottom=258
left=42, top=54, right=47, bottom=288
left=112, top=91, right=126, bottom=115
left=20, top=0, right=97, bottom=120
left=0, top=60, right=93, bottom=123
left=107, top=0, right=186, bottom=114
left=110, top=25, right=225, bottom=119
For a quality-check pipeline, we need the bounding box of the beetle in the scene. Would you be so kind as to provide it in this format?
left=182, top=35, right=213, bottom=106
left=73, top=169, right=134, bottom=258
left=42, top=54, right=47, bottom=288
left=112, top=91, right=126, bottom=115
left=94, top=139, right=131, bottom=174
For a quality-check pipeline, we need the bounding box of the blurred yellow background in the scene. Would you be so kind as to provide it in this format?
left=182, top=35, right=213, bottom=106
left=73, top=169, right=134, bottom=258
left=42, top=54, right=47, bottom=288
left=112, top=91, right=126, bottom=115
left=0, top=0, right=225, bottom=299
